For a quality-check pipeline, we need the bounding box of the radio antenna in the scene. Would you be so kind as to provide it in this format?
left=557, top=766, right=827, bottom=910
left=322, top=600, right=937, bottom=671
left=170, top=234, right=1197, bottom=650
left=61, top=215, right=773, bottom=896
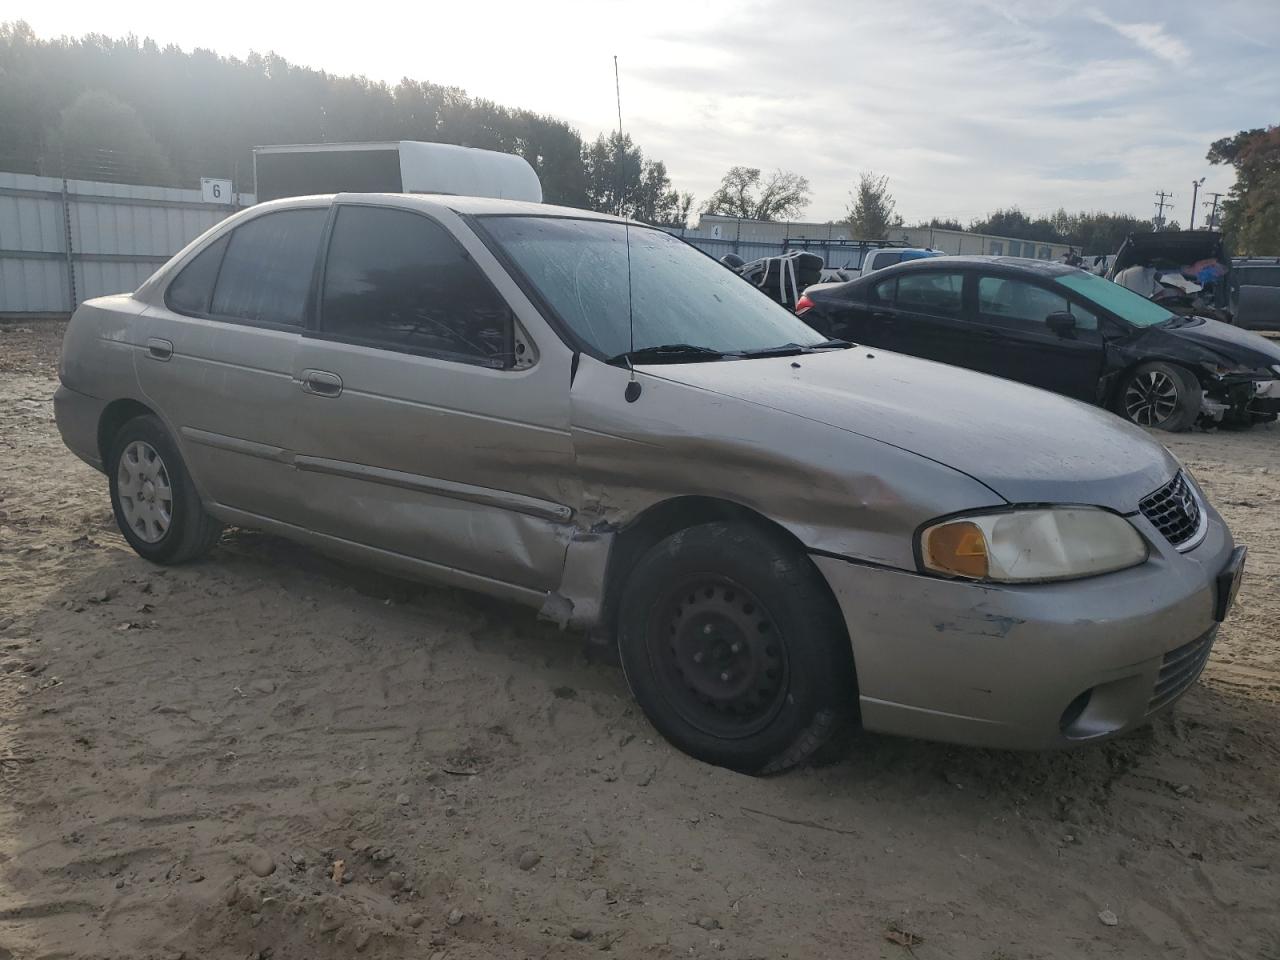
left=615, top=55, right=641, bottom=403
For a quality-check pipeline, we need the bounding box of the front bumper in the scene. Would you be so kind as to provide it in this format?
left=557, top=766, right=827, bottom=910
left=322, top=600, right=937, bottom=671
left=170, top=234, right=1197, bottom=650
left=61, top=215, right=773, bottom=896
left=813, top=507, right=1235, bottom=750
left=53, top=383, right=108, bottom=472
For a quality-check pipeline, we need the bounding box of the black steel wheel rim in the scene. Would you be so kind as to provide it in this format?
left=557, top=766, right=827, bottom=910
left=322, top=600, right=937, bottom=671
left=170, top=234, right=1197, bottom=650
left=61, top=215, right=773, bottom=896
left=646, top=575, right=789, bottom=739
left=1124, top=370, right=1179, bottom=426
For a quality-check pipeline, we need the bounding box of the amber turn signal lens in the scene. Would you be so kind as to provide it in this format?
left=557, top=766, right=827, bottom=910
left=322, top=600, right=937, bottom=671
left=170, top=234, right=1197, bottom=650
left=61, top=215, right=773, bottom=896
left=922, top=520, right=989, bottom=579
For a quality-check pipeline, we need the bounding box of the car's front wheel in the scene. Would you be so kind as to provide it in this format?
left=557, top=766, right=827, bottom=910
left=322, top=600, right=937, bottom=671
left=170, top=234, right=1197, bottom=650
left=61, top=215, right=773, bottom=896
left=107, top=414, right=223, bottom=563
left=617, top=522, right=855, bottom=774
left=1118, top=362, right=1202, bottom=432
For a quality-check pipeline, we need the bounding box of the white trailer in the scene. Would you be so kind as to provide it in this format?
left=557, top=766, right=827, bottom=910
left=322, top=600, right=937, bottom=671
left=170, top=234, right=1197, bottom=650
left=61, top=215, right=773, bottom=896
left=253, top=141, right=542, bottom=203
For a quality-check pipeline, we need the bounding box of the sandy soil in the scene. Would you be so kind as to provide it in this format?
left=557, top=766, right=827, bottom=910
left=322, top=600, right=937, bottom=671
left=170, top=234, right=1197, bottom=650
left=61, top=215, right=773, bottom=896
left=1, top=320, right=1278, bottom=960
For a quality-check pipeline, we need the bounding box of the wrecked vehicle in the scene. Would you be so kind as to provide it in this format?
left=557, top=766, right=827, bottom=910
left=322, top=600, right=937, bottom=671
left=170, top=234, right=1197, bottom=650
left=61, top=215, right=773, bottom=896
left=1109, top=230, right=1234, bottom=323
left=797, top=256, right=1280, bottom=431
left=55, top=195, right=1245, bottom=774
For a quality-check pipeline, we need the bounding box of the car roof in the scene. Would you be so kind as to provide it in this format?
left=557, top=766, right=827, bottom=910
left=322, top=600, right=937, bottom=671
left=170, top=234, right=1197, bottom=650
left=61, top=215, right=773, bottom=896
left=256, top=191, right=629, bottom=224
left=868, top=255, right=1077, bottom=279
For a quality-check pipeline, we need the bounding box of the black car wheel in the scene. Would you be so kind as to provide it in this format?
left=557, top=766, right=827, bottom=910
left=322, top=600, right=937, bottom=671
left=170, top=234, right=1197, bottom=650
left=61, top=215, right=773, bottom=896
left=107, top=414, right=223, bottom=563
left=1119, top=362, right=1202, bottom=432
left=617, top=522, right=855, bottom=775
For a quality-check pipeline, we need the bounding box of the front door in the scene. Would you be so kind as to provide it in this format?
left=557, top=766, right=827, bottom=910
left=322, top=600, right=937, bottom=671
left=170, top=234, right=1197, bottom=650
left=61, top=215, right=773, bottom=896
left=289, top=202, right=578, bottom=594
left=970, top=274, right=1105, bottom=401
left=133, top=205, right=328, bottom=523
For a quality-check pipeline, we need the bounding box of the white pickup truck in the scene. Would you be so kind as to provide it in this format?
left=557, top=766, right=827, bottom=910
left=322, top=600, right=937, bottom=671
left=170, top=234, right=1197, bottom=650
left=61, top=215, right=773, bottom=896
left=818, top=246, right=942, bottom=282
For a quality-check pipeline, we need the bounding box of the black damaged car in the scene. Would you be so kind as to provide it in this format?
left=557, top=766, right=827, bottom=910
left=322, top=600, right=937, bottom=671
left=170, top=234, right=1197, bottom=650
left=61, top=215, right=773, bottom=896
left=796, top=256, right=1280, bottom=431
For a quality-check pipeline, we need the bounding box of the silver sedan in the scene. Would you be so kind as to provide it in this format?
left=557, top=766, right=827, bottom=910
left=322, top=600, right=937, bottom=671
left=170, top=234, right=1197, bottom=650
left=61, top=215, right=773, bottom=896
left=54, top=193, right=1246, bottom=773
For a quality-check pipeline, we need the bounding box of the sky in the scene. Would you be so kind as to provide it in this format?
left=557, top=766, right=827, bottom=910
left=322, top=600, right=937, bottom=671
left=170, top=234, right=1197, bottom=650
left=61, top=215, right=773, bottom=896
left=9, top=0, right=1280, bottom=225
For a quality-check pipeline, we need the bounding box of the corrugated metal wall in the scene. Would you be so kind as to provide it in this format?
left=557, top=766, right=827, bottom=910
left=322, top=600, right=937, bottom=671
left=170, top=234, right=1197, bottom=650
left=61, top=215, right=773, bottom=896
left=0, top=172, right=252, bottom=316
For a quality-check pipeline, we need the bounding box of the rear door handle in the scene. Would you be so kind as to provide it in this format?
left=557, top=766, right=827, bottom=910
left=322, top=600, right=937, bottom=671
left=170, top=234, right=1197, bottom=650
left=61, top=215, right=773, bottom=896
left=145, top=338, right=173, bottom=361
left=299, top=369, right=343, bottom=398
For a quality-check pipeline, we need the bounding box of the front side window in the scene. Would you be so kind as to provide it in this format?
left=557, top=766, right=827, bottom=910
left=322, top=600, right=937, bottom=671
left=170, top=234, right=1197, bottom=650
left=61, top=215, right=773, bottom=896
left=978, top=276, right=1100, bottom=331
left=479, top=216, right=824, bottom=359
left=895, top=272, right=963, bottom=316
left=210, top=209, right=327, bottom=326
left=320, top=206, right=513, bottom=365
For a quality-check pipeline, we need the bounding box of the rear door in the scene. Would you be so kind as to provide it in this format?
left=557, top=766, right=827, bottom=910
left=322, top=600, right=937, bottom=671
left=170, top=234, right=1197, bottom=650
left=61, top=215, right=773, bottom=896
left=873, top=269, right=969, bottom=363
left=134, top=204, right=328, bottom=522
left=969, top=273, right=1105, bottom=400
left=289, top=201, right=577, bottom=593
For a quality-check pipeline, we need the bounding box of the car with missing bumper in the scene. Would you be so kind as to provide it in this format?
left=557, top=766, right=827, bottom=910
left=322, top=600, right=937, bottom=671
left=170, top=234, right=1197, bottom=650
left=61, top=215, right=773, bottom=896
left=797, top=256, right=1280, bottom=431
left=55, top=194, right=1245, bottom=773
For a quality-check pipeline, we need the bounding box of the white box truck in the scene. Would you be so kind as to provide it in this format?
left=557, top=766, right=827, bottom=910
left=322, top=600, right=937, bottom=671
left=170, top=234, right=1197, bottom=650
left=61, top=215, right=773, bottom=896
left=253, top=141, right=542, bottom=203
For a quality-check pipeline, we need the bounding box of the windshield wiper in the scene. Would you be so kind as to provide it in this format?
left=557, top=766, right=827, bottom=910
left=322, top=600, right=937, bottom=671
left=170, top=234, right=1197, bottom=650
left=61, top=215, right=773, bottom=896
left=732, top=338, right=853, bottom=358
left=608, top=343, right=728, bottom=365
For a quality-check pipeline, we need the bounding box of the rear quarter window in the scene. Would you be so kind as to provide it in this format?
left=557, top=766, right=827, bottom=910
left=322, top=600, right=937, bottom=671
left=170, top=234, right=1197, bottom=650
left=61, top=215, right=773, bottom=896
left=165, top=235, right=229, bottom=316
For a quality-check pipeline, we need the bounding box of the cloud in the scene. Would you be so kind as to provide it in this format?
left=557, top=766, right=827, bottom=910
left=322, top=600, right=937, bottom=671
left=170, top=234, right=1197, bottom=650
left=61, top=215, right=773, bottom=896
left=1085, top=9, right=1191, bottom=64
left=20, top=0, right=1268, bottom=224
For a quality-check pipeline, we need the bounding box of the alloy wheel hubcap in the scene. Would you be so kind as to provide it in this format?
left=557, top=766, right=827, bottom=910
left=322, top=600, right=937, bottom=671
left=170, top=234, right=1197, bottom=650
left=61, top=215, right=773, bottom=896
left=116, top=440, right=173, bottom=543
left=1124, top=371, right=1179, bottom=426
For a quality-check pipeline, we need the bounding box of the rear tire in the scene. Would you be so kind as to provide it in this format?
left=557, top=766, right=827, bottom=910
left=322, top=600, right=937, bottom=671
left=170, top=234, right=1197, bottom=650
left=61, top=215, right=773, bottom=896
left=107, top=414, right=222, bottom=564
left=1117, top=362, right=1201, bottom=432
left=617, top=522, right=855, bottom=775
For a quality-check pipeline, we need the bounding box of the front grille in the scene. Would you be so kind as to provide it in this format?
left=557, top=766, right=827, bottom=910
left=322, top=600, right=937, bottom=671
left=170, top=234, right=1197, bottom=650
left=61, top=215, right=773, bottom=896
left=1147, top=630, right=1215, bottom=715
left=1139, top=472, right=1202, bottom=547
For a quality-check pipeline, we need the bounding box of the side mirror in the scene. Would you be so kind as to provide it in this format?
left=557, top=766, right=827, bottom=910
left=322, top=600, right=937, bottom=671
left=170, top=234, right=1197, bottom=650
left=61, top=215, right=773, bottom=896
left=1046, top=311, right=1077, bottom=337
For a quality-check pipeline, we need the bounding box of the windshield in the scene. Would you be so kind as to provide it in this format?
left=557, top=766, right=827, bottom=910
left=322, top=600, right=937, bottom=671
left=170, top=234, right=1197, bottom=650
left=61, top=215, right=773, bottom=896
left=1054, top=271, right=1174, bottom=328
left=479, top=216, right=826, bottom=358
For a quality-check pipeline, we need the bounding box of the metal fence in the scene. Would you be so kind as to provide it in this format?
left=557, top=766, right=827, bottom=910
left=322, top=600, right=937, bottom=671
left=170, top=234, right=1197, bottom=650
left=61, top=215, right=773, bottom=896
left=0, top=171, right=252, bottom=317
left=657, top=229, right=874, bottom=271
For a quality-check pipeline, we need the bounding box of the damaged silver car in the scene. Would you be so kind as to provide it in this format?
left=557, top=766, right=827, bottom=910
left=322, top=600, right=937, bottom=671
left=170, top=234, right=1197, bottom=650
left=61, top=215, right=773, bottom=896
left=55, top=194, right=1246, bottom=773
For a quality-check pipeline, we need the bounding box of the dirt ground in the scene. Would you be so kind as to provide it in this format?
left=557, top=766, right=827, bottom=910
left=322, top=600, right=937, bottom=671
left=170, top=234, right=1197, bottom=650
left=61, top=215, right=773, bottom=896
left=2, top=320, right=1278, bottom=960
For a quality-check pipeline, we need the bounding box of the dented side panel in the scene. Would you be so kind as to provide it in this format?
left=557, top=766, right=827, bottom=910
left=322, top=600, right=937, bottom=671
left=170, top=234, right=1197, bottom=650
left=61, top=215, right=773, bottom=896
left=565, top=354, right=1004, bottom=572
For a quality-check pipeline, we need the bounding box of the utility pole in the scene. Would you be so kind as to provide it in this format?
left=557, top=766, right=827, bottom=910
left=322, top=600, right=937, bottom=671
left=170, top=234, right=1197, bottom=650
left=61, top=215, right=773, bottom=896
left=1189, top=177, right=1205, bottom=229
left=1154, top=190, right=1173, bottom=230
left=1203, top=192, right=1224, bottom=230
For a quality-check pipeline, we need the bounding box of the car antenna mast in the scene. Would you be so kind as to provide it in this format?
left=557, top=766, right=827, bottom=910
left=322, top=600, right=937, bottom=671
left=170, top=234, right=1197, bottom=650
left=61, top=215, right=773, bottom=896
left=615, top=55, right=641, bottom=403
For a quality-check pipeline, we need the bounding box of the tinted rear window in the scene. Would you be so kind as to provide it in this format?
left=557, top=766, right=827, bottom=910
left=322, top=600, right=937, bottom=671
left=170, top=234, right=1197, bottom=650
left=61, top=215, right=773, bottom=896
left=1239, top=266, right=1280, bottom=287
left=210, top=209, right=327, bottom=326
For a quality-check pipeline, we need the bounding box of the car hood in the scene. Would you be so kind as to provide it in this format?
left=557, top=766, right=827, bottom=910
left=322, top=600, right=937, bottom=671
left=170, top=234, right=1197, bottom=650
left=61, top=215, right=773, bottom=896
left=1160, top=316, right=1280, bottom=372
left=642, top=348, right=1179, bottom=512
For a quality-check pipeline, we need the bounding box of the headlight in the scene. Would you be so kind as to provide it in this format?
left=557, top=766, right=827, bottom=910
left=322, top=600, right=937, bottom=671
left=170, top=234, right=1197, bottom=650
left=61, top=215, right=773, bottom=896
left=919, top=508, right=1148, bottom=583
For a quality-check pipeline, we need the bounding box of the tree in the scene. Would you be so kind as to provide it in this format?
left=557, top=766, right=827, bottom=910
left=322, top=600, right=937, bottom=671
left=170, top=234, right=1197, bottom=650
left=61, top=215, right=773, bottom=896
left=702, top=166, right=811, bottom=221
left=0, top=20, right=685, bottom=210
left=1208, top=125, right=1280, bottom=255
left=43, top=90, right=176, bottom=184
left=582, top=131, right=692, bottom=226
left=844, top=171, right=902, bottom=239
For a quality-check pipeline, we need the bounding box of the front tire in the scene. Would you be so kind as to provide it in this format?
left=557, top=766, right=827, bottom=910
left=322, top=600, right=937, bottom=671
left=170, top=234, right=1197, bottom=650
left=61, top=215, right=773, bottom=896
left=617, top=522, right=855, bottom=775
left=107, top=414, right=222, bottom=564
left=1118, top=362, right=1202, bottom=432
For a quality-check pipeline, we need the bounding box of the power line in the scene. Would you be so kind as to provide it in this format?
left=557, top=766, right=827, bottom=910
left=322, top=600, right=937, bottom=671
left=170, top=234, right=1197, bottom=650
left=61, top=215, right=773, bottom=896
left=1203, top=192, right=1224, bottom=230
left=1153, top=190, right=1173, bottom=230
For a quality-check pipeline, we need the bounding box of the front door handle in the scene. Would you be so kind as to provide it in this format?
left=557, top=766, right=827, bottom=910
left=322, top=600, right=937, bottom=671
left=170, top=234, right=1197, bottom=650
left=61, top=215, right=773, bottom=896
left=145, top=338, right=173, bottom=361
left=299, top=369, right=343, bottom=398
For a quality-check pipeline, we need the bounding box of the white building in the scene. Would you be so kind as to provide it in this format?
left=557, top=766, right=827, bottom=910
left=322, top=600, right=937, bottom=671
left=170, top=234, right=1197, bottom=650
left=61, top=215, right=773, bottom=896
left=683, top=214, right=1074, bottom=262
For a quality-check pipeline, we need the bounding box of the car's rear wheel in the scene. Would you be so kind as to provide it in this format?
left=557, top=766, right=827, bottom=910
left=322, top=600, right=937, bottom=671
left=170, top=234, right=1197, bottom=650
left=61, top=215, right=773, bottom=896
left=107, top=414, right=222, bottom=563
left=1118, top=362, right=1202, bottom=432
left=617, top=522, right=855, bottom=774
